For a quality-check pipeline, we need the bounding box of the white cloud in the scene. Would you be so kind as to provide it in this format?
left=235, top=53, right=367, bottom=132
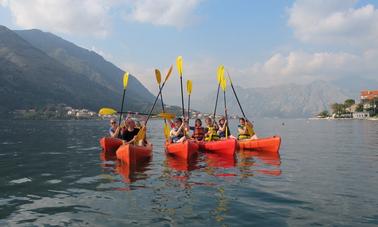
left=3, top=0, right=113, bottom=36
left=236, top=50, right=378, bottom=88
left=127, top=0, right=201, bottom=28
left=288, top=0, right=378, bottom=47
left=0, top=0, right=8, bottom=6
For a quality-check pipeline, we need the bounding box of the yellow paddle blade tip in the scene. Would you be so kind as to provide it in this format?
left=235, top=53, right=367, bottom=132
left=176, top=56, right=183, bottom=76
left=99, top=108, right=117, bottom=115
left=159, top=112, right=175, bottom=120
left=123, top=72, right=129, bottom=89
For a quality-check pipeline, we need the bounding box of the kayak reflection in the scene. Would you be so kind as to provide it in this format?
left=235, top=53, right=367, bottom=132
left=204, top=153, right=236, bottom=169
left=237, top=150, right=282, bottom=176
left=115, top=159, right=151, bottom=183
left=99, top=150, right=152, bottom=183
left=165, top=154, right=199, bottom=172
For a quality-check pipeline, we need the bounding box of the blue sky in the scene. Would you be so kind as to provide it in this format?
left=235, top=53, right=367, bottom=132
left=1, top=0, right=378, bottom=104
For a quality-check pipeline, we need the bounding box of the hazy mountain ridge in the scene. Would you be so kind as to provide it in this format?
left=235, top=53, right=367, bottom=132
left=15, top=29, right=155, bottom=103
left=193, top=80, right=351, bottom=118
left=0, top=25, right=155, bottom=115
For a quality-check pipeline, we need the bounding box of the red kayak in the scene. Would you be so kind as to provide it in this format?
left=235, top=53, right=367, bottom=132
left=165, top=140, right=199, bottom=159
left=116, top=143, right=153, bottom=165
left=237, top=136, right=281, bottom=153
left=198, top=138, right=237, bottom=155
left=99, top=137, right=123, bottom=153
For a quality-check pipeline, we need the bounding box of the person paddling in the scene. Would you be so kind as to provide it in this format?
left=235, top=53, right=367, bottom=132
left=170, top=118, right=187, bottom=143
left=188, top=118, right=205, bottom=141
left=217, top=116, right=231, bottom=139
left=109, top=118, right=121, bottom=138
left=121, top=119, right=140, bottom=144
left=237, top=117, right=257, bottom=140
left=204, top=117, right=219, bottom=141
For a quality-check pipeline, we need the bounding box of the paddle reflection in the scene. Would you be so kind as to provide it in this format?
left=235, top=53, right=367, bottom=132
left=237, top=150, right=282, bottom=176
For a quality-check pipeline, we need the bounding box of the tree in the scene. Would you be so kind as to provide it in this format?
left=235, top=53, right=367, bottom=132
left=344, top=99, right=355, bottom=108
left=356, top=103, right=363, bottom=112
left=318, top=110, right=330, bottom=118
left=331, top=103, right=345, bottom=116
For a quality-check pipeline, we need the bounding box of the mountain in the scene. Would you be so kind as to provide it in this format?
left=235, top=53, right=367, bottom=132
left=15, top=29, right=154, bottom=103
left=331, top=76, right=378, bottom=99
left=193, top=81, right=350, bottom=118
left=0, top=25, right=154, bottom=116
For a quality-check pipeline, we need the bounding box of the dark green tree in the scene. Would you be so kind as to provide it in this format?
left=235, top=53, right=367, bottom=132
left=344, top=99, right=355, bottom=108
left=331, top=103, right=345, bottom=116
left=356, top=103, right=363, bottom=112
left=318, top=110, right=330, bottom=118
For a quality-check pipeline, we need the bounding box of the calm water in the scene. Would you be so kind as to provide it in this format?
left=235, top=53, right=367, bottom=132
left=0, top=119, right=377, bottom=226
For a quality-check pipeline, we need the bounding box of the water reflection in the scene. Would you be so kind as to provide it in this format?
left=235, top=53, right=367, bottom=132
left=238, top=151, right=282, bottom=176
left=165, top=154, right=199, bottom=172
left=115, top=159, right=151, bottom=183
left=99, top=148, right=282, bottom=188
left=99, top=150, right=151, bottom=183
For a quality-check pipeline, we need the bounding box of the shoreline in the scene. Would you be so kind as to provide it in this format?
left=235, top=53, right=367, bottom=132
left=309, top=117, right=378, bottom=121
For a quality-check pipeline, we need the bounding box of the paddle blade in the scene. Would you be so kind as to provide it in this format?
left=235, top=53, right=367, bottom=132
left=155, top=69, right=161, bottom=85
left=123, top=72, right=129, bottom=89
left=135, top=126, right=146, bottom=144
left=186, top=80, right=192, bottom=95
left=220, top=74, right=227, bottom=91
left=99, top=108, right=117, bottom=115
left=176, top=56, right=183, bottom=77
left=163, top=123, right=170, bottom=140
left=217, top=65, right=224, bottom=84
left=164, top=65, right=173, bottom=83
left=158, top=112, right=176, bottom=120
left=246, top=123, right=255, bottom=137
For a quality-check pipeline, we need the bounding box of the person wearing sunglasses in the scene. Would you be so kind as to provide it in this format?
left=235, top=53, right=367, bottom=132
left=109, top=118, right=121, bottom=138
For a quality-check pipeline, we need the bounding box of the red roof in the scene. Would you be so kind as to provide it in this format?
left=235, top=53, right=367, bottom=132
left=361, top=90, right=378, bottom=100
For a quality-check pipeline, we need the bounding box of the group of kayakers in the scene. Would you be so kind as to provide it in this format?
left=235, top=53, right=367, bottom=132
left=168, top=116, right=257, bottom=144
left=109, top=115, right=257, bottom=145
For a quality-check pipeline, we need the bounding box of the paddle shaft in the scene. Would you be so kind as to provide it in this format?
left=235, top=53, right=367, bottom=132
left=227, top=72, right=248, bottom=120
left=145, top=79, right=169, bottom=124
left=180, top=76, right=185, bottom=118
left=118, top=89, right=126, bottom=125
left=159, top=84, right=167, bottom=123
left=212, top=84, right=220, bottom=119
left=187, top=94, right=191, bottom=121
left=223, top=90, right=229, bottom=137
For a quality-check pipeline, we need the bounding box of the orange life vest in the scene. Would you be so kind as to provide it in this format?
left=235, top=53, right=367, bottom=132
left=192, top=126, right=205, bottom=140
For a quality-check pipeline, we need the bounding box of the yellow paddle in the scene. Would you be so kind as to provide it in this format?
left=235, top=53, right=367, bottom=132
left=155, top=69, right=170, bottom=140
left=118, top=72, right=129, bottom=125
left=135, top=65, right=173, bottom=144
left=99, top=108, right=175, bottom=119
left=219, top=65, right=229, bottom=138
left=99, top=108, right=117, bottom=115
left=176, top=56, right=185, bottom=118
left=186, top=80, right=192, bottom=119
